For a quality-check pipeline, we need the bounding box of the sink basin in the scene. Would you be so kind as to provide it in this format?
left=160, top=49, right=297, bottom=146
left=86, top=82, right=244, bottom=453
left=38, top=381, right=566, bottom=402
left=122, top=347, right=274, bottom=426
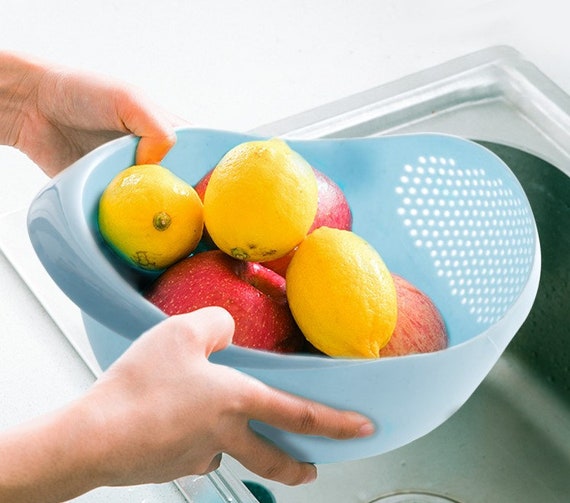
left=224, top=47, right=570, bottom=502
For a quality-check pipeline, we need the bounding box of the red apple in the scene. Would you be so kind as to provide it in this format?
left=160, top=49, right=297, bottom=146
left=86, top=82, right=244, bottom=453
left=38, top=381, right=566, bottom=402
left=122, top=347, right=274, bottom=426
left=310, top=169, right=353, bottom=231
left=193, top=169, right=212, bottom=199
left=193, top=170, right=217, bottom=250
left=379, top=274, right=448, bottom=357
left=144, top=250, right=305, bottom=353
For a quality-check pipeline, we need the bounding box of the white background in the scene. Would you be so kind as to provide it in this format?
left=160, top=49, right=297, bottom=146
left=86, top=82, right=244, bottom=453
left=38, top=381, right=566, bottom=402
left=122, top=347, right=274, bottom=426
left=1, top=0, right=569, bottom=213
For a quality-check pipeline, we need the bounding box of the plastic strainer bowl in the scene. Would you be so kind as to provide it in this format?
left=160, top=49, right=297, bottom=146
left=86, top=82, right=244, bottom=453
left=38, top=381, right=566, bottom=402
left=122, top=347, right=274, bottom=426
left=27, top=127, right=540, bottom=463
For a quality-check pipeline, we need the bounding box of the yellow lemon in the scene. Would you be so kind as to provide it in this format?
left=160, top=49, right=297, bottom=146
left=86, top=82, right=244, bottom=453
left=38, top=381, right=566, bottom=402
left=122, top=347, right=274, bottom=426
left=98, top=164, right=203, bottom=270
left=286, top=227, right=397, bottom=358
left=203, top=138, right=318, bottom=262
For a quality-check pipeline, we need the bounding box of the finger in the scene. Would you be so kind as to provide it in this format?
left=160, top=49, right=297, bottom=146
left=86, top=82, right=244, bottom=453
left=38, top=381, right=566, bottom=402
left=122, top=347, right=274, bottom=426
left=133, top=112, right=188, bottom=164
left=135, top=133, right=177, bottom=165
left=169, top=306, right=236, bottom=357
left=229, top=429, right=317, bottom=486
left=246, top=383, right=375, bottom=440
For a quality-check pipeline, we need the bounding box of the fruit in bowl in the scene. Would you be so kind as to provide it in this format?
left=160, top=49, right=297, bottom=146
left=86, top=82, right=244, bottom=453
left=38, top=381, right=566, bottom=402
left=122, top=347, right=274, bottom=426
left=380, top=274, right=448, bottom=357
left=203, top=137, right=318, bottom=262
left=286, top=227, right=398, bottom=358
left=98, top=164, right=204, bottom=271
left=144, top=250, right=305, bottom=353
left=99, top=136, right=449, bottom=359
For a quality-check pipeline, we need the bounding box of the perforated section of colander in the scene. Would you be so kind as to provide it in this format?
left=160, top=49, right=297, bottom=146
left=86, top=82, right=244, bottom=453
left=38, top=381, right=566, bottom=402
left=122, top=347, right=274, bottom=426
left=396, top=155, right=535, bottom=325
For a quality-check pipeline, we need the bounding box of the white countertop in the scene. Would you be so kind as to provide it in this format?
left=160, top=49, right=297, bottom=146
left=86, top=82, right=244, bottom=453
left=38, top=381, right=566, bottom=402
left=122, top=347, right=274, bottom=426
left=0, top=1, right=568, bottom=501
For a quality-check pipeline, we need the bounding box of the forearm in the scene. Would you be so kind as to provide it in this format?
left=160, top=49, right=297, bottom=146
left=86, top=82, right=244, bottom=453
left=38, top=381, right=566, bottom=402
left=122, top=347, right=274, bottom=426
left=0, top=399, right=109, bottom=503
left=0, top=51, right=45, bottom=147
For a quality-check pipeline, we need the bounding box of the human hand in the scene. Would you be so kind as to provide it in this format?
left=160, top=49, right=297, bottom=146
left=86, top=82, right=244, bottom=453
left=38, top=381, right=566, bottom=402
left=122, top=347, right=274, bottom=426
left=82, top=307, right=374, bottom=488
left=0, top=308, right=374, bottom=503
left=0, top=51, right=185, bottom=176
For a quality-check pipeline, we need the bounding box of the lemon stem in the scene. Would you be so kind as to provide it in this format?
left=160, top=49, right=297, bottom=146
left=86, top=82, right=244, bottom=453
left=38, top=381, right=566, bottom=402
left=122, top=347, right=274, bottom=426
left=153, top=211, right=171, bottom=231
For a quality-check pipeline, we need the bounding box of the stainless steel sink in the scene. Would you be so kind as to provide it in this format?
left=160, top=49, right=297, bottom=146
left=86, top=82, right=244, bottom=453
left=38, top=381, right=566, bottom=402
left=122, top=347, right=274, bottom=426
left=223, top=46, right=570, bottom=503
left=477, top=141, right=570, bottom=402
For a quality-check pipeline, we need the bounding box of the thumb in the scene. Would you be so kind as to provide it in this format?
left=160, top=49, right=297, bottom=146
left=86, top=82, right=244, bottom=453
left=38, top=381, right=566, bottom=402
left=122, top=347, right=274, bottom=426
left=134, top=111, right=189, bottom=165
left=114, top=90, right=187, bottom=165
left=171, top=306, right=236, bottom=357
left=135, top=133, right=177, bottom=165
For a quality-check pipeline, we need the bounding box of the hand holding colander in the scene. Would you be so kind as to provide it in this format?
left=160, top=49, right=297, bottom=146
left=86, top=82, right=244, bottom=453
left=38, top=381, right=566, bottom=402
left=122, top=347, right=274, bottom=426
left=27, top=127, right=540, bottom=463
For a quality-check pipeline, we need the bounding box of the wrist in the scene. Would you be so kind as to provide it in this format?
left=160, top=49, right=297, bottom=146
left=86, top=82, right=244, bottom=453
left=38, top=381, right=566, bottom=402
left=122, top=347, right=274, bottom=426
left=0, top=397, right=112, bottom=503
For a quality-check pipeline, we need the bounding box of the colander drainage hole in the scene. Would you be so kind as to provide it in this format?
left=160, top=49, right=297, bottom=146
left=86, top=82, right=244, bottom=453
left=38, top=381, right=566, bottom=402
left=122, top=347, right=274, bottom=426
left=370, top=491, right=462, bottom=503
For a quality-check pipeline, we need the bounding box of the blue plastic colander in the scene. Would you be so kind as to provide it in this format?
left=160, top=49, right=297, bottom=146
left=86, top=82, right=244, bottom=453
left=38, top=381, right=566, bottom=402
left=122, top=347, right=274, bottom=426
left=27, top=127, right=540, bottom=463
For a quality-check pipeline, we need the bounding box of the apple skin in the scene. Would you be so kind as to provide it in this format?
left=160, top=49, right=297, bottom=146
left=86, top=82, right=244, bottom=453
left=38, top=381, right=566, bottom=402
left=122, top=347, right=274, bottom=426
left=193, top=170, right=217, bottom=250
left=310, top=169, right=353, bottom=231
left=144, top=250, right=305, bottom=353
left=379, top=274, right=448, bottom=357
left=193, top=168, right=212, bottom=202
left=263, top=168, right=353, bottom=276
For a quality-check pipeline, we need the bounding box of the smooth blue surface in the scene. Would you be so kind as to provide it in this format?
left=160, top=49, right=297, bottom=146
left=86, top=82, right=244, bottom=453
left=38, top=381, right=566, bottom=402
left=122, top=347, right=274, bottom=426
left=27, top=127, right=540, bottom=462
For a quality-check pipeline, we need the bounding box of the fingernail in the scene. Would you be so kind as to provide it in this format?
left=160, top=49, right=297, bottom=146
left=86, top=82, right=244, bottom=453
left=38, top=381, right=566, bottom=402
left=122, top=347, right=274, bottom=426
left=357, top=421, right=375, bottom=438
left=302, top=465, right=317, bottom=484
